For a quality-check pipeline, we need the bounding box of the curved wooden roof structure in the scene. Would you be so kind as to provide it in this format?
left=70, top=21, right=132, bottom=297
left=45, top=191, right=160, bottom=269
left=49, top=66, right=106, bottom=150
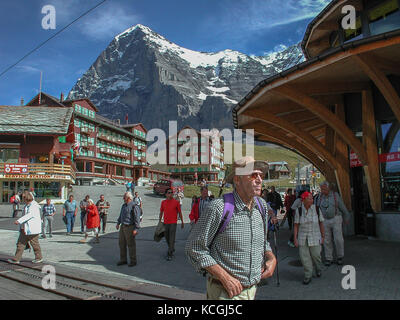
left=233, top=0, right=400, bottom=212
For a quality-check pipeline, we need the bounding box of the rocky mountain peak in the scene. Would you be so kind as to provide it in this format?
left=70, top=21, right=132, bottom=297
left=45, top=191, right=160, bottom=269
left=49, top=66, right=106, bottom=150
left=68, top=25, right=305, bottom=132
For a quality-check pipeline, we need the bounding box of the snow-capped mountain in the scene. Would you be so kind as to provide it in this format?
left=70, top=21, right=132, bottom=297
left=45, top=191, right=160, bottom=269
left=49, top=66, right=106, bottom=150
left=68, top=24, right=304, bottom=132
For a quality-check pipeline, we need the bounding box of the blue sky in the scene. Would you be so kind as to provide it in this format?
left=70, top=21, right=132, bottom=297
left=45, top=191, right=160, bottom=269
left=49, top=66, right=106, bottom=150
left=0, top=0, right=330, bottom=105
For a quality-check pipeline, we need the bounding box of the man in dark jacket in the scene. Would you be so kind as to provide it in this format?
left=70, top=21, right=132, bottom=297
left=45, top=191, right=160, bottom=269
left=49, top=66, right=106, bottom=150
left=116, top=192, right=141, bottom=267
left=266, top=186, right=283, bottom=213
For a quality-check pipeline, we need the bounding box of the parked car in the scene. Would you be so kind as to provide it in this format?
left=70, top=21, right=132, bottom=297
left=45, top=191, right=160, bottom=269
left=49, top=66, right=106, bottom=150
left=153, top=179, right=184, bottom=196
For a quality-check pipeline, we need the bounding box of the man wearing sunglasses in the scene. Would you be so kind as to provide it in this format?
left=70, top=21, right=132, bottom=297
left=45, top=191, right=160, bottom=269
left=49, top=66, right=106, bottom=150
left=160, top=188, right=184, bottom=261
left=186, top=156, right=277, bottom=300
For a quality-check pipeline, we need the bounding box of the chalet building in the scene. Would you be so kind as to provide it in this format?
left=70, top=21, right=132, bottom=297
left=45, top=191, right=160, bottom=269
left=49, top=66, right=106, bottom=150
left=233, top=0, right=400, bottom=241
left=0, top=92, right=170, bottom=197
left=0, top=105, right=75, bottom=203
left=166, top=126, right=225, bottom=183
left=268, top=161, right=291, bottom=180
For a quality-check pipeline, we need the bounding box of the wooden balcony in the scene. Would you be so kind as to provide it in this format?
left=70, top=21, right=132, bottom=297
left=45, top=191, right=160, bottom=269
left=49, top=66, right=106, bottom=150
left=0, top=163, right=76, bottom=182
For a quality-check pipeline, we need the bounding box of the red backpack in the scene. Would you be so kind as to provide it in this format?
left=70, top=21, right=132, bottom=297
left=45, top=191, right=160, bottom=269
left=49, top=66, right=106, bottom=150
left=10, top=195, right=16, bottom=204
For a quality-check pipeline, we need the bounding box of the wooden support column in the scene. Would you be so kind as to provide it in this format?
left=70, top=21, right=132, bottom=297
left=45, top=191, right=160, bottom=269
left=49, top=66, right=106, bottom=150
left=353, top=53, right=400, bottom=122
left=334, top=101, right=352, bottom=211
left=362, top=90, right=382, bottom=212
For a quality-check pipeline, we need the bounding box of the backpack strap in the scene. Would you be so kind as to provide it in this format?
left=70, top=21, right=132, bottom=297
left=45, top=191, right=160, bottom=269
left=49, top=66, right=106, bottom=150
left=217, top=193, right=235, bottom=234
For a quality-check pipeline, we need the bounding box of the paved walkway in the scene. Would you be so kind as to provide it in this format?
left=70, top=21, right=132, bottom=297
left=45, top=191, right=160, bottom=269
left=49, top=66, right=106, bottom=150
left=0, top=185, right=399, bottom=299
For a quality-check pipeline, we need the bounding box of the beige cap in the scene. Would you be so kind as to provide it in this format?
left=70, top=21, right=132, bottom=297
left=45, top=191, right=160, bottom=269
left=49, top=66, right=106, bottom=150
left=226, top=156, right=268, bottom=184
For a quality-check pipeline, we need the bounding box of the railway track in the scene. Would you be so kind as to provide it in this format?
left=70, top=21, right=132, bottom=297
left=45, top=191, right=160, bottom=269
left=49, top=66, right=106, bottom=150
left=0, top=258, right=177, bottom=300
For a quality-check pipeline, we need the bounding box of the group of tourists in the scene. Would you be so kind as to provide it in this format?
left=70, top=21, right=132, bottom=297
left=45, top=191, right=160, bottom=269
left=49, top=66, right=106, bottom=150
left=185, top=156, right=351, bottom=299
left=6, top=155, right=351, bottom=301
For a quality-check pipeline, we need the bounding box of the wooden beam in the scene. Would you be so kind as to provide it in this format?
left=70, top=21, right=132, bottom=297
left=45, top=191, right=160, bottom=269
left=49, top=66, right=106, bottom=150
left=353, top=53, right=400, bottom=122
left=242, top=109, right=341, bottom=169
left=334, top=101, right=352, bottom=211
left=249, top=101, right=302, bottom=115
left=297, top=81, right=370, bottom=95
left=273, top=84, right=368, bottom=165
left=362, top=90, right=382, bottom=212
left=244, top=122, right=333, bottom=176
left=325, top=125, right=335, bottom=154
left=362, top=53, right=400, bottom=76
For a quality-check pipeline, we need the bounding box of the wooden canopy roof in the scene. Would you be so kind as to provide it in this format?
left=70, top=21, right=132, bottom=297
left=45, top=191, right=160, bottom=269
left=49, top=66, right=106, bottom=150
left=233, top=32, right=400, bottom=212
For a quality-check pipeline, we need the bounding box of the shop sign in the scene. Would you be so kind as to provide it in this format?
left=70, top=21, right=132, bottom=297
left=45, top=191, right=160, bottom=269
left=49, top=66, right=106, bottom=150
left=349, top=150, right=362, bottom=168
left=4, top=164, right=29, bottom=174
left=379, top=151, right=400, bottom=163
left=0, top=174, right=70, bottom=180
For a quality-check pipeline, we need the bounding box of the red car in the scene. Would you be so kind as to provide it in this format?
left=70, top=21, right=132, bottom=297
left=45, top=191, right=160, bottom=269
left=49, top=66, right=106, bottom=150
left=153, top=179, right=184, bottom=195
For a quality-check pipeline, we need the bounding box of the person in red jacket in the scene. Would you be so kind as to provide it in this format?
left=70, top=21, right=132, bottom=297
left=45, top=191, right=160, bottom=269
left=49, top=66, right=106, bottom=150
left=189, top=186, right=211, bottom=227
left=79, top=199, right=100, bottom=244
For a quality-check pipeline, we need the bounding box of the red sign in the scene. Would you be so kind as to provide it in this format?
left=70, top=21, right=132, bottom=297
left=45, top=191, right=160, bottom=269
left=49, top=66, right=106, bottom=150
left=379, top=152, right=400, bottom=163
left=350, top=150, right=363, bottom=168
left=4, top=164, right=29, bottom=174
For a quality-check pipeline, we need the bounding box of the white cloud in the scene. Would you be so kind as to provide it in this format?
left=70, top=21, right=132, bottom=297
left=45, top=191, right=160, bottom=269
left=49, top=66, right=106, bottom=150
left=16, top=65, right=42, bottom=73
left=218, top=0, right=331, bottom=32
left=41, top=0, right=141, bottom=41
left=78, top=6, right=140, bottom=41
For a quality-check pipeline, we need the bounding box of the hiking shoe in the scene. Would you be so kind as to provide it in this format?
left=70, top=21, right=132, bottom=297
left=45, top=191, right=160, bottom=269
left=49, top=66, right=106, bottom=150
left=337, top=258, right=343, bottom=265
left=303, top=278, right=311, bottom=285
left=117, top=261, right=127, bottom=266
left=7, top=259, right=20, bottom=264
left=324, top=260, right=332, bottom=266
left=32, top=259, right=43, bottom=264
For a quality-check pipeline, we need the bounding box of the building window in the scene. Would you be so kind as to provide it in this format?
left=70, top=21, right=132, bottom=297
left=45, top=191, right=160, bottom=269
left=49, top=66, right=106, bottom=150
left=34, top=182, right=61, bottom=198
left=369, top=0, right=400, bottom=36
left=29, top=154, right=49, bottom=163
left=0, top=148, right=20, bottom=163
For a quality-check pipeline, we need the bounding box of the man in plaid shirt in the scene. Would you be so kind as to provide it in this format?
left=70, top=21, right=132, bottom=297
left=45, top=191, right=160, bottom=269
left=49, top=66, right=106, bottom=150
left=41, top=198, right=56, bottom=238
left=185, top=156, right=276, bottom=300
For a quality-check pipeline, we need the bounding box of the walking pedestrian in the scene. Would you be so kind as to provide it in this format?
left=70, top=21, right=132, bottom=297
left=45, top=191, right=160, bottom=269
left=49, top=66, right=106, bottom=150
left=218, top=179, right=225, bottom=198
left=80, top=195, right=90, bottom=234
left=131, top=180, right=136, bottom=193
left=133, top=192, right=143, bottom=221
left=315, top=181, right=350, bottom=266
left=160, top=188, right=184, bottom=261
left=63, top=194, right=77, bottom=235
left=266, top=186, right=283, bottom=214
left=10, top=192, right=21, bottom=218
left=96, top=194, right=110, bottom=234
left=41, top=198, right=56, bottom=238
left=284, top=188, right=297, bottom=247
left=293, top=191, right=325, bottom=285
left=185, top=156, right=276, bottom=300
left=189, top=186, right=211, bottom=225
left=116, top=192, right=141, bottom=267
left=126, top=181, right=132, bottom=193
left=80, top=199, right=100, bottom=244
left=8, top=191, right=43, bottom=264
